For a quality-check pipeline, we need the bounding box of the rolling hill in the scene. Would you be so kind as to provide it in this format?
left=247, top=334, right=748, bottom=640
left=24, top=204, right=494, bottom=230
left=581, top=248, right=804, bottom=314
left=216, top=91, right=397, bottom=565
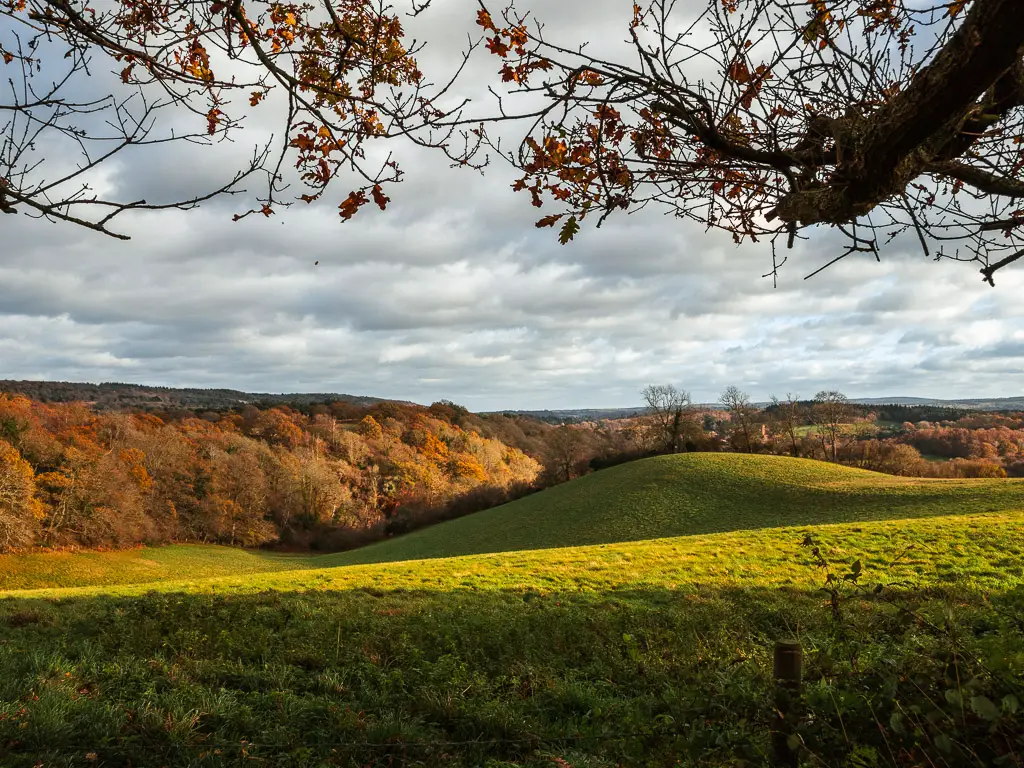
left=325, top=453, right=1024, bottom=566
left=2, top=454, right=1023, bottom=765
left=3, top=454, right=1022, bottom=592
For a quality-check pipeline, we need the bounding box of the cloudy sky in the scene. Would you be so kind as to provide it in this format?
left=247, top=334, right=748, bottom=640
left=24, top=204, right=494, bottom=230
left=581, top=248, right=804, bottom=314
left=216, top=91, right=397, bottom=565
left=2, top=0, right=1022, bottom=411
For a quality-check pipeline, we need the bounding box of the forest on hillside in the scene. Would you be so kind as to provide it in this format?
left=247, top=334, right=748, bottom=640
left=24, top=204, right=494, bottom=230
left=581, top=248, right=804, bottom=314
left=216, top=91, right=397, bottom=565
left=2, top=387, right=1024, bottom=553
left=0, top=395, right=550, bottom=552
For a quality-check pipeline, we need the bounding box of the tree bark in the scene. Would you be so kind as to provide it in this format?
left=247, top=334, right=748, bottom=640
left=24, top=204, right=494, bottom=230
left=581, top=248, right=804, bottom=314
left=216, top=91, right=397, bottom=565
left=774, top=0, right=1024, bottom=226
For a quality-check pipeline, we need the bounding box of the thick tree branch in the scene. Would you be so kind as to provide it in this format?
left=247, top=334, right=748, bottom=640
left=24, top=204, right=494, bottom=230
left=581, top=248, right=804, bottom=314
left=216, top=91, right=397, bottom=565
left=928, top=160, right=1024, bottom=198
left=774, top=0, right=1024, bottom=226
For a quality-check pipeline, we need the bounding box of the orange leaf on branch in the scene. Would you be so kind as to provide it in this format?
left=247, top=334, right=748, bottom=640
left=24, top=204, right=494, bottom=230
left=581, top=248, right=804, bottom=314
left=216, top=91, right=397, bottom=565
left=727, top=57, right=750, bottom=84
left=486, top=36, right=510, bottom=57
left=339, top=190, right=368, bottom=220
left=535, top=213, right=563, bottom=228
left=476, top=8, right=496, bottom=31
left=206, top=107, right=223, bottom=135
left=371, top=184, right=390, bottom=211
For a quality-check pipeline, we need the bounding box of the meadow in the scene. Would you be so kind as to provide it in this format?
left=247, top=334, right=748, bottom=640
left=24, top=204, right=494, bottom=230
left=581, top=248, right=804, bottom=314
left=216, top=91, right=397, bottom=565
left=1, top=454, right=1023, bottom=767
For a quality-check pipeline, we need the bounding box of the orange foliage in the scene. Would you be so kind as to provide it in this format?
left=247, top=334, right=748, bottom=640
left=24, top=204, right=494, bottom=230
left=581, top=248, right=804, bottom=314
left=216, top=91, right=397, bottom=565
left=0, top=392, right=542, bottom=552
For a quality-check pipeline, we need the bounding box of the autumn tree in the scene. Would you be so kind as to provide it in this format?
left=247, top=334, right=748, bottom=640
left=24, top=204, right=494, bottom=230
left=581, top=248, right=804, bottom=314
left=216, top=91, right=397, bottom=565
left=13, top=0, right=1024, bottom=288
left=811, top=390, right=852, bottom=462
left=1, top=0, right=470, bottom=237
left=720, top=386, right=759, bottom=453
left=0, top=440, right=41, bottom=550
left=474, top=0, right=1024, bottom=285
left=641, top=384, right=694, bottom=453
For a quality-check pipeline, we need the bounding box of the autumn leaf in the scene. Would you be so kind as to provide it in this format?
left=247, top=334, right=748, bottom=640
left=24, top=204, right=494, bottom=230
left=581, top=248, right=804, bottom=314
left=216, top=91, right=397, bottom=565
left=630, top=3, right=645, bottom=28
left=727, top=57, right=750, bottom=84
left=476, top=8, right=496, bottom=31
left=339, top=190, right=367, bottom=220
left=535, top=213, right=563, bottom=228
left=558, top=215, right=580, bottom=244
left=206, top=107, right=223, bottom=135
left=486, top=36, right=510, bottom=57
left=249, top=90, right=265, bottom=107
left=371, top=184, right=390, bottom=211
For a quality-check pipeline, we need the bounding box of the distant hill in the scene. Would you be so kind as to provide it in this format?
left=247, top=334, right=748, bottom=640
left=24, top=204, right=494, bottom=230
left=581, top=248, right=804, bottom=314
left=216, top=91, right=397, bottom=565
left=848, top=396, right=1024, bottom=410
left=490, top=406, right=649, bottom=422
left=0, top=380, right=394, bottom=412
left=497, top=395, right=1024, bottom=422
left=326, top=453, right=1024, bottom=565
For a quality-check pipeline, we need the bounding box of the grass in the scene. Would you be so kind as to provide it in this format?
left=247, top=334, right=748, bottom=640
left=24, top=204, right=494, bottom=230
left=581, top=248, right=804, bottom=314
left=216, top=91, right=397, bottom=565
left=4, top=454, right=1019, bottom=593
left=2, top=454, right=1023, bottom=766
left=0, top=545, right=318, bottom=592
left=3, top=453, right=1022, bottom=592
left=324, top=453, right=1024, bottom=566
left=4, top=510, right=1021, bottom=601
left=0, top=513, right=1022, bottom=766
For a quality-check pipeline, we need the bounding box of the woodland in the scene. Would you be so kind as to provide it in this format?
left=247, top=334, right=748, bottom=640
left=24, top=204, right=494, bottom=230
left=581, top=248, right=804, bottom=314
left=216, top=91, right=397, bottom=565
left=2, top=387, right=1023, bottom=553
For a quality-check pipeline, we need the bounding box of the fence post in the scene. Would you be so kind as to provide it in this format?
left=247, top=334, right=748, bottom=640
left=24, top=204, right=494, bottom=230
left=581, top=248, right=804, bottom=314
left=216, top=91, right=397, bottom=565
left=772, top=640, right=803, bottom=767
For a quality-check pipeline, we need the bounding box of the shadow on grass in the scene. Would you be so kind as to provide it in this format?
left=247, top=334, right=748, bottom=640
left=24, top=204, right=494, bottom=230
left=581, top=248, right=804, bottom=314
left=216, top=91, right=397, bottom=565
left=1, top=581, right=1022, bottom=767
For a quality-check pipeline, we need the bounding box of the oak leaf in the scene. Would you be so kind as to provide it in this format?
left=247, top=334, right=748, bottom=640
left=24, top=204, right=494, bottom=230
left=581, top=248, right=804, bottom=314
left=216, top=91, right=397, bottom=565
left=371, top=184, right=390, bottom=211
left=558, top=215, right=579, bottom=244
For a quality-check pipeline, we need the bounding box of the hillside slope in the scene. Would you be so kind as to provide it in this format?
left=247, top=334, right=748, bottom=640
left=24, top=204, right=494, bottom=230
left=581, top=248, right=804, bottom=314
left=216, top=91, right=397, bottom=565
left=326, top=453, right=1024, bottom=565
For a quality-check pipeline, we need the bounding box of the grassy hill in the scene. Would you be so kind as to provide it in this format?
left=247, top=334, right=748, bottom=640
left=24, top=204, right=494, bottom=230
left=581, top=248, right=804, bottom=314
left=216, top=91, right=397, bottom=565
left=325, top=453, right=1024, bottom=566
left=2, top=454, right=1023, bottom=765
left=3, top=453, right=1023, bottom=593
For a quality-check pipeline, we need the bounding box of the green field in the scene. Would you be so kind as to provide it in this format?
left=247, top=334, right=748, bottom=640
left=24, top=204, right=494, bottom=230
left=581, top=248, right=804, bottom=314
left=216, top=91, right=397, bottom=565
left=327, top=453, right=1024, bottom=565
left=1, top=454, right=1023, bottom=766
left=5, top=454, right=1022, bottom=593
left=0, top=545, right=319, bottom=593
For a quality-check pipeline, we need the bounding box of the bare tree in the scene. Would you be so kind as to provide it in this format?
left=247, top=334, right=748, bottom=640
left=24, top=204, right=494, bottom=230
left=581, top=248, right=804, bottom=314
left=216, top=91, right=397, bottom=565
left=473, top=0, right=1024, bottom=285
left=641, top=383, right=692, bottom=453
left=770, top=393, right=803, bottom=457
left=811, top=390, right=852, bottom=462
left=543, top=424, right=588, bottom=483
left=720, top=385, right=759, bottom=453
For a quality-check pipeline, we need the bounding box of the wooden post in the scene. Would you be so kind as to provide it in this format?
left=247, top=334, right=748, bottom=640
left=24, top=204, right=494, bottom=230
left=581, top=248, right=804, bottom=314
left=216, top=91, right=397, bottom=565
left=772, top=640, right=803, bottom=767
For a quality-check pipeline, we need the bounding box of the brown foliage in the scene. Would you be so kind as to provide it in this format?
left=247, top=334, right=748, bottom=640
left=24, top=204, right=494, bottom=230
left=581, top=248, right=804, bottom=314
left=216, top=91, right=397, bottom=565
left=0, top=393, right=542, bottom=552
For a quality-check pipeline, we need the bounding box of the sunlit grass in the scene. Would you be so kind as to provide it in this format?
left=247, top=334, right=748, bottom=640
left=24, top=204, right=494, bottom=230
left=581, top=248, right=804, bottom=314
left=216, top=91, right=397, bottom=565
left=5, top=511, right=1022, bottom=600
left=4, top=453, right=1022, bottom=593
left=1, top=512, right=1022, bottom=766
left=0, top=544, right=319, bottom=592
left=325, top=453, right=1024, bottom=565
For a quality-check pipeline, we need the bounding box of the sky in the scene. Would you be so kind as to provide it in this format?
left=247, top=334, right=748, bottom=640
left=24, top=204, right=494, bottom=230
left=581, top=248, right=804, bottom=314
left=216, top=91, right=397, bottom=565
left=2, top=0, right=1023, bottom=411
